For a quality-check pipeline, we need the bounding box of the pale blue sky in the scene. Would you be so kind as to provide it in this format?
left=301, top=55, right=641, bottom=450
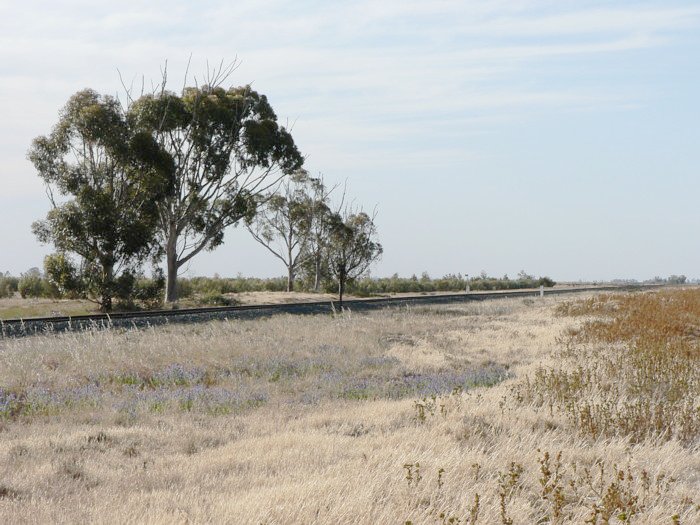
left=1, top=0, right=698, bottom=281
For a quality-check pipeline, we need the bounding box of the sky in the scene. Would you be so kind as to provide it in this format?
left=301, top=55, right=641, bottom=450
left=1, top=0, right=699, bottom=282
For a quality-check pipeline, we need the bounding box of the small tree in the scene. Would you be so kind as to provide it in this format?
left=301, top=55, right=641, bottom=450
left=327, top=209, right=382, bottom=307
left=29, top=89, right=171, bottom=311
left=303, top=176, right=338, bottom=292
left=248, top=171, right=334, bottom=292
left=17, top=268, right=46, bottom=299
left=128, top=65, right=304, bottom=303
left=0, top=273, right=18, bottom=299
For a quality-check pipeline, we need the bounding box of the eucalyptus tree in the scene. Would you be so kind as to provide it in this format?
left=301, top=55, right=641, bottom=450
left=247, top=171, right=333, bottom=292
left=303, top=175, right=338, bottom=292
left=29, top=89, right=172, bottom=311
left=128, top=79, right=304, bottom=303
left=327, top=209, right=382, bottom=307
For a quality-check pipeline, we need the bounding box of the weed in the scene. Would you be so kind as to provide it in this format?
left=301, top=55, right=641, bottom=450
left=404, top=463, right=422, bottom=487
left=471, top=463, right=481, bottom=482
left=87, top=431, right=108, bottom=445
left=437, top=468, right=445, bottom=489
left=468, top=493, right=480, bottom=524
left=497, top=462, right=523, bottom=525
left=59, top=458, right=86, bottom=481
left=123, top=444, right=139, bottom=457
left=414, top=397, right=436, bottom=422
left=0, top=485, right=21, bottom=500
left=538, top=450, right=565, bottom=522
left=518, top=289, right=700, bottom=444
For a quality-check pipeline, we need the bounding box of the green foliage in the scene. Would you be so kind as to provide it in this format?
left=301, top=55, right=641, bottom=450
left=29, top=89, right=171, bottom=311
left=327, top=210, right=383, bottom=304
left=248, top=170, right=330, bottom=292
left=0, top=274, right=19, bottom=298
left=132, top=270, right=165, bottom=309
left=4, top=266, right=556, bottom=303
left=17, top=272, right=43, bottom=299
left=128, top=77, right=304, bottom=302
left=348, top=273, right=555, bottom=295
left=468, top=274, right=555, bottom=291
left=43, top=253, right=82, bottom=299
left=196, top=292, right=238, bottom=306
left=164, top=273, right=555, bottom=299
left=16, top=268, right=57, bottom=299
left=177, top=276, right=288, bottom=297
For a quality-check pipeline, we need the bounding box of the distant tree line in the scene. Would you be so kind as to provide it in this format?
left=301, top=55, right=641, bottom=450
left=27, top=63, right=382, bottom=311
left=0, top=269, right=557, bottom=305
left=646, top=275, right=687, bottom=285
left=12, top=270, right=698, bottom=306
left=352, top=272, right=555, bottom=295
left=606, top=275, right=688, bottom=285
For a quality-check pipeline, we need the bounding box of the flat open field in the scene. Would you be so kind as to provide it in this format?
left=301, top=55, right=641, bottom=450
left=0, top=296, right=96, bottom=320
left=0, top=284, right=609, bottom=320
left=0, top=290, right=698, bottom=523
left=0, top=292, right=392, bottom=320
left=0, top=293, right=354, bottom=320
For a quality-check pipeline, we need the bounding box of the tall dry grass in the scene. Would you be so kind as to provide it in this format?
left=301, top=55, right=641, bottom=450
left=0, top=292, right=697, bottom=524
left=517, top=289, right=700, bottom=444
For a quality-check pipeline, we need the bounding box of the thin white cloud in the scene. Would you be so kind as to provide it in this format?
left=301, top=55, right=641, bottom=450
left=0, top=0, right=697, bottom=197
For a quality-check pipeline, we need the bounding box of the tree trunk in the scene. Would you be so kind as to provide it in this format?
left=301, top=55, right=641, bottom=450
left=287, top=266, right=294, bottom=293
left=101, top=294, right=113, bottom=313
left=338, top=270, right=345, bottom=308
left=165, top=230, right=179, bottom=304
left=100, top=262, right=114, bottom=312
left=313, top=253, right=321, bottom=292
left=287, top=240, right=294, bottom=292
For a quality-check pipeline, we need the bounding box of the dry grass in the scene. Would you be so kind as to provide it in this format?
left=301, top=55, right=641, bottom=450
left=0, top=292, right=698, bottom=524
left=0, top=291, right=397, bottom=320
left=0, top=296, right=95, bottom=320
left=517, top=289, right=700, bottom=444
left=0, top=291, right=433, bottom=319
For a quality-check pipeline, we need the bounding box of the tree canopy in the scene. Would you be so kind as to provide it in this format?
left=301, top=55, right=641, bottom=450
left=128, top=82, right=304, bottom=302
left=327, top=209, right=383, bottom=306
left=248, top=170, right=333, bottom=292
left=29, top=89, right=172, bottom=311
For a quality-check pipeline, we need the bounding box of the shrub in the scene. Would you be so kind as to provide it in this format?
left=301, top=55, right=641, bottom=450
left=180, top=276, right=287, bottom=295
left=176, top=278, right=194, bottom=299
left=516, top=289, right=700, bottom=444
left=196, top=292, right=238, bottom=306
left=18, top=273, right=46, bottom=298
left=0, top=275, right=18, bottom=298
left=140, top=273, right=556, bottom=299
left=133, top=272, right=165, bottom=309
left=347, top=273, right=556, bottom=295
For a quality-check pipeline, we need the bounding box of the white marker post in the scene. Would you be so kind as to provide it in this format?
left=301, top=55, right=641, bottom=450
left=539, top=285, right=544, bottom=298
left=465, top=274, right=470, bottom=293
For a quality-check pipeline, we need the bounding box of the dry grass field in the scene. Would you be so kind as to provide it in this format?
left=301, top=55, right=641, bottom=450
left=0, top=296, right=95, bottom=320
left=0, top=292, right=381, bottom=320
left=0, top=290, right=698, bottom=523
left=0, top=292, right=353, bottom=320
